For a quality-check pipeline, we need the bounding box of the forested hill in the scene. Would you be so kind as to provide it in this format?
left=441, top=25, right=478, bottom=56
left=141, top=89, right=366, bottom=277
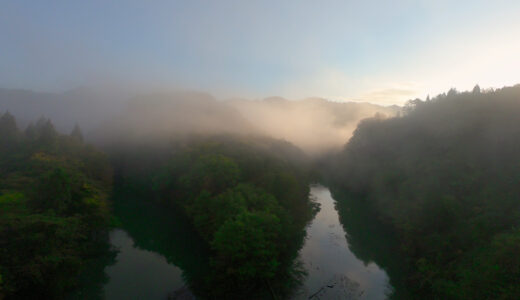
left=109, top=134, right=317, bottom=298
left=328, top=85, right=520, bottom=299
left=0, top=106, right=317, bottom=299
left=0, top=112, right=113, bottom=299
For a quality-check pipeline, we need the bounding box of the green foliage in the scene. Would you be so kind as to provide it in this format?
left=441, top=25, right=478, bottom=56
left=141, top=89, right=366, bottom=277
left=330, top=85, right=520, bottom=299
left=212, top=211, right=281, bottom=280
left=453, top=229, right=520, bottom=299
left=0, top=111, right=18, bottom=145
left=111, top=135, right=314, bottom=298
left=0, top=114, right=112, bottom=299
left=33, top=168, right=73, bottom=213
left=0, top=192, right=23, bottom=205
left=188, top=190, right=245, bottom=240
left=179, top=153, right=240, bottom=196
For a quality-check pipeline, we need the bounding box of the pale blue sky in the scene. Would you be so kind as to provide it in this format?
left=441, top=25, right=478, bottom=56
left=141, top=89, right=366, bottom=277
left=1, top=0, right=520, bottom=104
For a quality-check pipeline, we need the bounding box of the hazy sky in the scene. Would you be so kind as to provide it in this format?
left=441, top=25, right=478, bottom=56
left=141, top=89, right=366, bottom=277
left=1, top=0, right=520, bottom=104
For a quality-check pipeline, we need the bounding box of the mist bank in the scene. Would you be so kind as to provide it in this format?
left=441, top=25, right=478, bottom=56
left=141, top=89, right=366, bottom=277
left=1, top=87, right=398, bottom=155
left=228, top=97, right=399, bottom=154
left=0, top=87, right=129, bottom=134
left=326, top=84, right=520, bottom=299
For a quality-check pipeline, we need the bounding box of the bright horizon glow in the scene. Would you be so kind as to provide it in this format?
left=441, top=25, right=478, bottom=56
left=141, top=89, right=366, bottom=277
left=1, top=1, right=520, bottom=105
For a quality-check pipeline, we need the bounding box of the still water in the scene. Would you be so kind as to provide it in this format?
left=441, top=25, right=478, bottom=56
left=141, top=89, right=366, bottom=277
left=80, top=185, right=403, bottom=299
left=103, top=229, right=185, bottom=299
left=293, top=185, right=391, bottom=299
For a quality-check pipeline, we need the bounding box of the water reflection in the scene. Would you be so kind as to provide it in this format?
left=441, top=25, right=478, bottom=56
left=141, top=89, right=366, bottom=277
left=331, top=188, right=410, bottom=299
left=293, top=185, right=391, bottom=299
left=103, top=229, right=185, bottom=299
left=77, top=185, right=406, bottom=299
left=110, top=190, right=209, bottom=298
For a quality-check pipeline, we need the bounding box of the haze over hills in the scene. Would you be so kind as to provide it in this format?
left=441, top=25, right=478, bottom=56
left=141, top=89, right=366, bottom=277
left=229, top=97, right=399, bottom=154
left=0, top=87, right=399, bottom=154
left=0, top=87, right=129, bottom=133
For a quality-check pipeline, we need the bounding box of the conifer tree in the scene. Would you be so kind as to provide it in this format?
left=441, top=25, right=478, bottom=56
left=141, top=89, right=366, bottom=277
left=70, top=124, right=84, bottom=142
left=0, top=111, right=19, bottom=146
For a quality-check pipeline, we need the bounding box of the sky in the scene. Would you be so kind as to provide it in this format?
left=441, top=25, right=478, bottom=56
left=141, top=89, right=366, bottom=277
left=1, top=0, right=520, bottom=105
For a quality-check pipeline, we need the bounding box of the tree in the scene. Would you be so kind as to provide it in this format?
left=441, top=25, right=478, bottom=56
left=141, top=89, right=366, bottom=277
left=447, top=88, right=458, bottom=96
left=211, top=211, right=281, bottom=280
left=70, top=124, right=84, bottom=142
left=0, top=111, right=19, bottom=145
left=37, top=119, right=58, bottom=146
left=24, top=123, right=36, bottom=140
left=188, top=190, right=246, bottom=239
left=179, top=154, right=240, bottom=195
left=331, top=84, right=520, bottom=299
left=32, top=168, right=73, bottom=214
left=0, top=115, right=112, bottom=299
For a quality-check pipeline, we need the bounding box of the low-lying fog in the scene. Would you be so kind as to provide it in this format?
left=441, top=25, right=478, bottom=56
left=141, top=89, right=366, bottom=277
left=0, top=87, right=399, bottom=155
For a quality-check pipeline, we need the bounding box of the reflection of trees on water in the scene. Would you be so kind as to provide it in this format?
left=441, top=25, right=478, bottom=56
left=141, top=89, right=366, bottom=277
left=73, top=185, right=406, bottom=299
left=330, top=187, right=411, bottom=300
left=72, top=183, right=313, bottom=299
left=113, top=187, right=309, bottom=299
left=69, top=234, right=117, bottom=300
left=111, top=188, right=210, bottom=296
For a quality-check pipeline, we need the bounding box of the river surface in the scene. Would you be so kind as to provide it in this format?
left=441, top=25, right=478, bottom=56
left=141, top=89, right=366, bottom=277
left=77, top=184, right=404, bottom=299
left=292, top=185, right=391, bottom=299
left=102, top=229, right=185, bottom=299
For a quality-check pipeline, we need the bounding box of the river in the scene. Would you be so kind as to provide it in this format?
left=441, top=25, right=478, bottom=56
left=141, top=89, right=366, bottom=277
left=75, top=184, right=405, bottom=299
left=292, top=185, right=392, bottom=299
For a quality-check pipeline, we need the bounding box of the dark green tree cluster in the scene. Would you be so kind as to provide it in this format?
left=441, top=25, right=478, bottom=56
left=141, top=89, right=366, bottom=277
left=0, top=112, right=113, bottom=299
left=113, top=135, right=316, bottom=298
left=329, top=85, right=520, bottom=299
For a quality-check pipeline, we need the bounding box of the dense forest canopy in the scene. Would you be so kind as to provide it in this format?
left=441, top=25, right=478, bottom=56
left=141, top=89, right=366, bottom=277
left=110, top=134, right=317, bottom=298
left=0, top=112, right=113, bottom=299
left=0, top=103, right=320, bottom=299
left=327, top=85, right=520, bottom=299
